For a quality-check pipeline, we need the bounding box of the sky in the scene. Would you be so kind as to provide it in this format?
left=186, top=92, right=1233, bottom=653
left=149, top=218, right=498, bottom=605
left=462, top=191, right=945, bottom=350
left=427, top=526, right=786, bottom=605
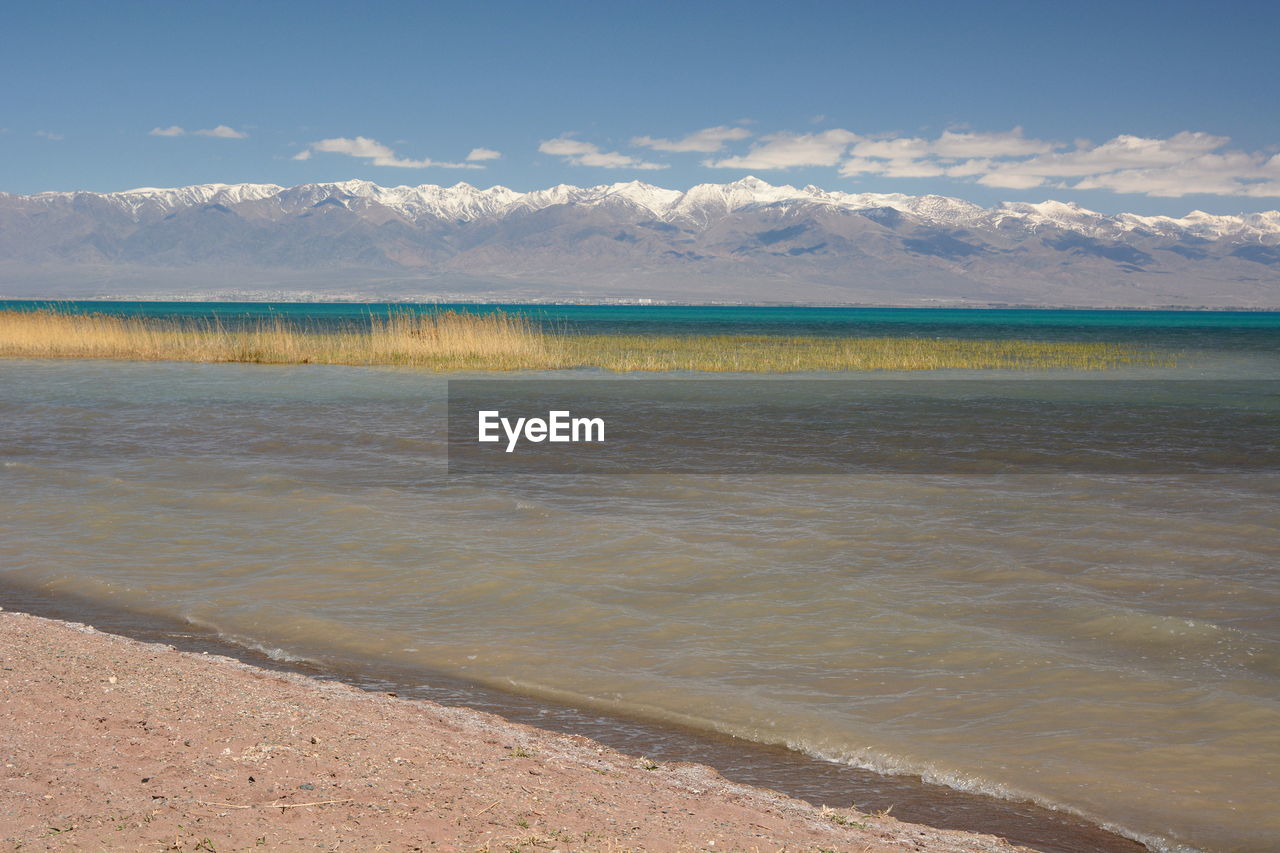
left=4, top=0, right=1279, bottom=216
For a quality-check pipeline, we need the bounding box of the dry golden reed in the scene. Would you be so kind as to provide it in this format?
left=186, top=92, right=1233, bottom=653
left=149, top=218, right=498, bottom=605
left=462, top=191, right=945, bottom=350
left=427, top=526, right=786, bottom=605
left=0, top=309, right=1168, bottom=372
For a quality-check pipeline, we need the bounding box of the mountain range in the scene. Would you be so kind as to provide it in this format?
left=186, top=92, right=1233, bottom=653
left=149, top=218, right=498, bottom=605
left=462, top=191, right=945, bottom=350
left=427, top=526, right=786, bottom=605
left=2, top=177, right=1278, bottom=305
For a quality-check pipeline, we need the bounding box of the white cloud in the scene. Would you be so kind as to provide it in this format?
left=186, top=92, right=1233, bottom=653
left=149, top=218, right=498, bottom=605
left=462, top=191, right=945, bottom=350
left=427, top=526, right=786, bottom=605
left=708, top=127, right=1042, bottom=173
left=300, top=136, right=481, bottom=169
left=847, top=137, right=931, bottom=161
left=466, top=147, right=502, bottom=161
left=149, top=124, right=248, bottom=139
left=632, top=125, right=752, bottom=153
left=35, top=130, right=64, bottom=140
left=839, top=156, right=947, bottom=179
left=882, top=159, right=947, bottom=178
left=843, top=128, right=1051, bottom=176
left=538, top=137, right=667, bottom=170
left=974, top=171, right=1045, bottom=191
left=838, top=157, right=884, bottom=177
left=973, top=132, right=1280, bottom=196
left=706, top=129, right=861, bottom=169
left=931, top=128, right=1053, bottom=159
left=978, top=132, right=1227, bottom=184
left=944, top=158, right=994, bottom=178
left=194, top=125, right=248, bottom=139
left=827, top=126, right=1280, bottom=197
left=1070, top=150, right=1280, bottom=197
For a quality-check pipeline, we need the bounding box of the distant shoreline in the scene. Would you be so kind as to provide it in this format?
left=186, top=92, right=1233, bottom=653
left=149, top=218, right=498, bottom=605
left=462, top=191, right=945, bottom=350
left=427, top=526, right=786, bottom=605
left=4, top=297, right=1279, bottom=311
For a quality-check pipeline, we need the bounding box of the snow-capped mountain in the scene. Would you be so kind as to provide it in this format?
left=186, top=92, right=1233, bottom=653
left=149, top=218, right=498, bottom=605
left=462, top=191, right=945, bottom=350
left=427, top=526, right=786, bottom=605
left=16, top=176, right=1280, bottom=239
left=1, top=177, right=1277, bottom=305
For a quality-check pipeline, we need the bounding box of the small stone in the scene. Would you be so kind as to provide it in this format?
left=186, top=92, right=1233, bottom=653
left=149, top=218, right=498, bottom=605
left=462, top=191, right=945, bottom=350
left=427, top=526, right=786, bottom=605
left=310, top=736, right=319, bottom=745
left=298, top=783, right=315, bottom=791
left=107, top=676, right=117, bottom=685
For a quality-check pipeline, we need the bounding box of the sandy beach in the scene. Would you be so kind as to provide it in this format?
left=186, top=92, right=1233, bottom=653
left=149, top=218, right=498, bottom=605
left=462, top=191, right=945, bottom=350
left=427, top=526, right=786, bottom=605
left=0, top=608, right=1030, bottom=853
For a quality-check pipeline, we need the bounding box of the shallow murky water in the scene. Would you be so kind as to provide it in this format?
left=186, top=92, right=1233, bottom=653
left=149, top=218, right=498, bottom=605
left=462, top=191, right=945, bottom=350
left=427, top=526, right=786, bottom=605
left=2, top=319, right=1278, bottom=852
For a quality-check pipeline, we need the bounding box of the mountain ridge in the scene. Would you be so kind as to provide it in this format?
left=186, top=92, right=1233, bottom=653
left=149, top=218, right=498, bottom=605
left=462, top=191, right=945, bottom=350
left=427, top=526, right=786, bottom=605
left=12, top=176, right=1280, bottom=239
left=2, top=178, right=1278, bottom=305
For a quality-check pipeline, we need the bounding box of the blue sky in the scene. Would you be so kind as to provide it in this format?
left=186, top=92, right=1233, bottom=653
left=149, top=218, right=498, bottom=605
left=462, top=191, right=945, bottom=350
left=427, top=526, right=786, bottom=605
left=4, top=0, right=1279, bottom=215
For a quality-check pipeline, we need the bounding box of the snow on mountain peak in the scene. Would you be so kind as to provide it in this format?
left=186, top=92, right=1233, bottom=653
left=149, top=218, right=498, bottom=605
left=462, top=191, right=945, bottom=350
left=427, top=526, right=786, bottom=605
left=10, top=179, right=1278, bottom=241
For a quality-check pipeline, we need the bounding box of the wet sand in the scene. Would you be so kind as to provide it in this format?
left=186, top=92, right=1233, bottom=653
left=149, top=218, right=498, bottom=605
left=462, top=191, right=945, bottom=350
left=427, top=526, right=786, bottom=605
left=0, top=609, right=1031, bottom=852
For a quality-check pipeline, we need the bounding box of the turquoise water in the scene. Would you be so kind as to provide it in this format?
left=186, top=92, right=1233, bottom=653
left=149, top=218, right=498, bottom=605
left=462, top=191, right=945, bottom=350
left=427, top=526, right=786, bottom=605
left=4, top=300, right=1280, bottom=344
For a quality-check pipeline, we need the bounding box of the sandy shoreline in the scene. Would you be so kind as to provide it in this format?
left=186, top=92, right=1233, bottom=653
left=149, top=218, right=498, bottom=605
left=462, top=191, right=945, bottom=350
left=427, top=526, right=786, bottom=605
left=0, top=608, right=1033, bottom=852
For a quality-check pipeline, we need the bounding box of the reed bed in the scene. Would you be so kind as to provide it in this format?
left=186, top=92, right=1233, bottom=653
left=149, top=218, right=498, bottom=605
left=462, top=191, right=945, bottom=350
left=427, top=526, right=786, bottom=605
left=561, top=334, right=1165, bottom=371
left=0, top=309, right=1168, bottom=371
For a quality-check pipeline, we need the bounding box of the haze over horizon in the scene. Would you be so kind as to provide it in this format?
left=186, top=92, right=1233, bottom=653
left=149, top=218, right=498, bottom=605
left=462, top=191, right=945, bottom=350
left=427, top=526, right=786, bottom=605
left=6, top=0, right=1280, bottom=218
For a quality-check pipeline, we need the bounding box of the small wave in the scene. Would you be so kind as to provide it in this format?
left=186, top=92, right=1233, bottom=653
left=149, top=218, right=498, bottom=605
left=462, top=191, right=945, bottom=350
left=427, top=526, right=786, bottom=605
left=180, top=615, right=315, bottom=665
left=239, top=642, right=310, bottom=664
left=481, top=677, right=1198, bottom=852
left=791, top=741, right=1203, bottom=853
